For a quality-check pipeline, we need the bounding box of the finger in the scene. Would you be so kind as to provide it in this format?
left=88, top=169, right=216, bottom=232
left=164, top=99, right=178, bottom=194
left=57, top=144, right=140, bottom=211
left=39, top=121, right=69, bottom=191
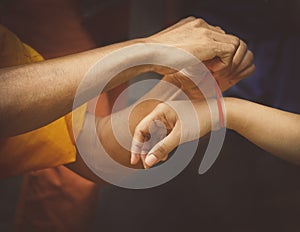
left=201, top=32, right=240, bottom=71
left=140, top=120, right=168, bottom=168
left=208, top=42, right=237, bottom=72
left=231, top=40, right=248, bottom=71
left=236, top=63, right=256, bottom=80
left=230, top=50, right=254, bottom=79
left=213, top=51, right=254, bottom=91
left=131, top=111, right=164, bottom=165
left=131, top=139, right=144, bottom=165
left=149, top=133, right=168, bottom=162
left=161, top=154, right=169, bottom=161
left=145, top=127, right=180, bottom=167
left=212, top=49, right=254, bottom=90
left=141, top=144, right=150, bottom=156
left=203, top=57, right=222, bottom=72
left=130, top=152, right=140, bottom=165
left=222, top=63, right=255, bottom=90
left=131, top=126, right=150, bottom=165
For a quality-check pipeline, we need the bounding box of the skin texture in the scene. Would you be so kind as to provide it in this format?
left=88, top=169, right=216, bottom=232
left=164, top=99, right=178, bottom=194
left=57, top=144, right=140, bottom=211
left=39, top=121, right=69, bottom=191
left=132, top=98, right=300, bottom=168
left=66, top=17, right=255, bottom=180
left=68, top=77, right=257, bottom=182
left=0, top=17, right=254, bottom=137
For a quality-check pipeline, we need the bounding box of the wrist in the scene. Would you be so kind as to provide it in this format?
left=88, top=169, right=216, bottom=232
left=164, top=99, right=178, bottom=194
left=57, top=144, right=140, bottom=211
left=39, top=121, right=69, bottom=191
left=134, top=39, right=196, bottom=75
left=223, top=97, right=245, bottom=131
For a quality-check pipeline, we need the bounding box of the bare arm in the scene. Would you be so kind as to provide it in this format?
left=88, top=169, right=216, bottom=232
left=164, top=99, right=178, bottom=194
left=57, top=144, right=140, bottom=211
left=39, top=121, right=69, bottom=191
left=226, top=98, right=300, bottom=165
left=0, top=40, right=153, bottom=136
left=132, top=98, right=300, bottom=167
left=67, top=34, right=255, bottom=180
left=0, top=16, right=248, bottom=137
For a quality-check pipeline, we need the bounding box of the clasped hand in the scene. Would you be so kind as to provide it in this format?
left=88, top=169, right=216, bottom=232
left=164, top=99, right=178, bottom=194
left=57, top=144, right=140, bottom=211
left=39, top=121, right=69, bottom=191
left=130, top=17, right=254, bottom=168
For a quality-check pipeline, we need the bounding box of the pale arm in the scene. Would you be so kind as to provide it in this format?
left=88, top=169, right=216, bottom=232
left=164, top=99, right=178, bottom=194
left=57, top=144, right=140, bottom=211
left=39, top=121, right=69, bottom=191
left=226, top=98, right=300, bottom=165
left=132, top=98, right=300, bottom=167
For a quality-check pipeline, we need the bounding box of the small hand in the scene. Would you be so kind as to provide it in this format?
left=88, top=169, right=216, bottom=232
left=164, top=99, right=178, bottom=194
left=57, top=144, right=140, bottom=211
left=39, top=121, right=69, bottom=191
left=130, top=102, right=180, bottom=168
left=130, top=100, right=211, bottom=168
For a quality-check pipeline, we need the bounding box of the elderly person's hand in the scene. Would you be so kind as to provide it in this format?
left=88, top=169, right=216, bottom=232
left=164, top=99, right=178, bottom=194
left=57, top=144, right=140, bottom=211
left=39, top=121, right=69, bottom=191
left=148, top=17, right=253, bottom=73
left=148, top=17, right=255, bottom=99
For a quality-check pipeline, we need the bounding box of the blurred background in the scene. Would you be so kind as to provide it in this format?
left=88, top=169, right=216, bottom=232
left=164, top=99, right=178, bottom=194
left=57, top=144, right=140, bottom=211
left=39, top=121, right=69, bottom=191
left=1, top=0, right=300, bottom=231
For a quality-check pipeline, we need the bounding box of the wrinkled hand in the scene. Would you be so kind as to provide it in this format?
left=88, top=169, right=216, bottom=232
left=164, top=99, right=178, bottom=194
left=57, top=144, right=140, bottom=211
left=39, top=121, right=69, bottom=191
left=148, top=17, right=255, bottom=98
left=205, top=39, right=255, bottom=91
left=130, top=100, right=211, bottom=168
left=163, top=45, right=254, bottom=100
left=147, top=16, right=243, bottom=75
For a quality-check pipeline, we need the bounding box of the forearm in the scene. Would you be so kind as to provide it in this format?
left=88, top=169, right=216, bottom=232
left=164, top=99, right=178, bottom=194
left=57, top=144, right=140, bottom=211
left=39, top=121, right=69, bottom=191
left=0, top=39, right=157, bottom=136
left=225, top=97, right=300, bottom=164
left=69, top=73, right=199, bottom=178
left=0, top=15, right=255, bottom=137
left=66, top=98, right=161, bottom=183
left=99, top=99, right=161, bottom=165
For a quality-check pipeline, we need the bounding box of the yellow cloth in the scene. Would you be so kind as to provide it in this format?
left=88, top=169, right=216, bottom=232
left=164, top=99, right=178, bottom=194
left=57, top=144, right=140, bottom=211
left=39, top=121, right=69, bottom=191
left=0, top=25, right=86, bottom=178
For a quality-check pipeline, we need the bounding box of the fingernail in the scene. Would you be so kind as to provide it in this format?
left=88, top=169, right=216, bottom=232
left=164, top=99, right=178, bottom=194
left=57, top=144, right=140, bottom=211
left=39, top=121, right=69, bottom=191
left=145, top=154, right=158, bottom=167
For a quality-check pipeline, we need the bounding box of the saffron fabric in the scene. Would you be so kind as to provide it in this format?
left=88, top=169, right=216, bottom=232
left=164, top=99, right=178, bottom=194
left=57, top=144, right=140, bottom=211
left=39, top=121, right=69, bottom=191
left=0, top=24, right=86, bottom=178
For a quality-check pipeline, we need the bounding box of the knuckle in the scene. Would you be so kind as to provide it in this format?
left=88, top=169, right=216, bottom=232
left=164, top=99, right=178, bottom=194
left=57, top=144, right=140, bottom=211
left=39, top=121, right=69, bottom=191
left=216, top=26, right=225, bottom=33
left=227, top=44, right=236, bottom=53
left=135, top=125, right=144, bottom=133
left=213, top=45, right=221, bottom=55
left=134, top=128, right=145, bottom=140
left=191, top=18, right=208, bottom=28
left=241, top=40, right=247, bottom=49
left=135, top=125, right=149, bottom=138
left=186, top=16, right=196, bottom=21
left=195, top=18, right=205, bottom=25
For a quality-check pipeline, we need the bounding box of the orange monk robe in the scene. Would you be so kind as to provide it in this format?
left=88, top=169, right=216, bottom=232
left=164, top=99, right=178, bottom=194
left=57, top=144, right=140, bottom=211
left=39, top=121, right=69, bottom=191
left=0, top=24, right=86, bottom=178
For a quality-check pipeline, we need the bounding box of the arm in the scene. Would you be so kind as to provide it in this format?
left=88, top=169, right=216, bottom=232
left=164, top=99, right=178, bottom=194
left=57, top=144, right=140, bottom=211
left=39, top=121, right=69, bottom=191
left=67, top=39, right=255, bottom=179
left=0, top=40, right=152, bottom=137
left=0, top=16, right=245, bottom=136
left=131, top=98, right=300, bottom=167
left=226, top=98, right=300, bottom=165
left=67, top=99, right=161, bottom=183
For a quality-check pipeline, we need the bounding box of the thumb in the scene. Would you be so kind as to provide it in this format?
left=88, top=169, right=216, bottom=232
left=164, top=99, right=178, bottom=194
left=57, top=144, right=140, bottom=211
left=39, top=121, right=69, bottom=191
left=145, top=126, right=180, bottom=167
